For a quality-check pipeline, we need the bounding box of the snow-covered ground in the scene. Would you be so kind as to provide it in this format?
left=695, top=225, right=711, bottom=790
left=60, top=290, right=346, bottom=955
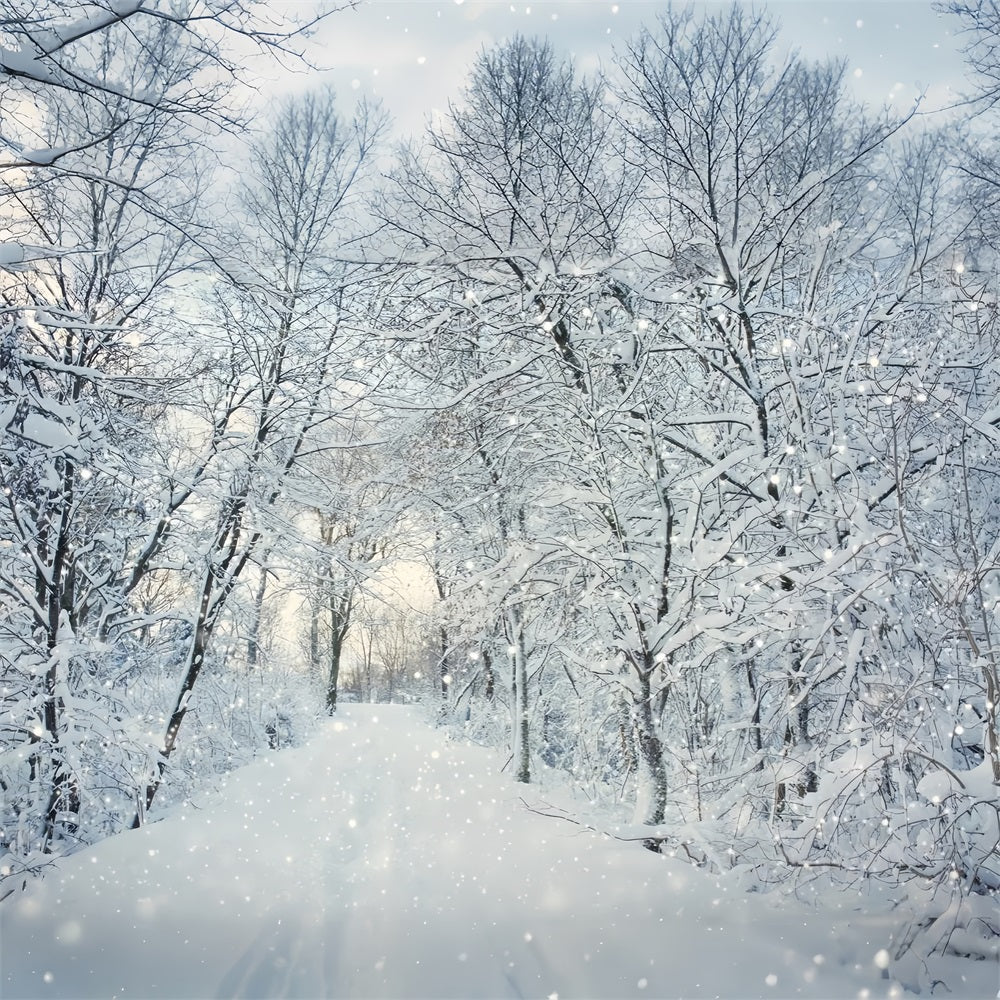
left=2, top=705, right=996, bottom=999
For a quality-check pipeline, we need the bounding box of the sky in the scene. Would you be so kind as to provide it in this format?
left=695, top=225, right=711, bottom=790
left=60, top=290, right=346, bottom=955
left=306, top=0, right=971, bottom=140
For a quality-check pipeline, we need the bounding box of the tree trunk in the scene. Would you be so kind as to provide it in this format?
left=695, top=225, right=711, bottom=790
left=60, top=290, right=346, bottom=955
left=633, top=669, right=667, bottom=848
left=39, top=471, right=81, bottom=850
left=745, top=660, right=763, bottom=766
left=310, top=598, right=321, bottom=675
left=508, top=608, right=530, bottom=784
left=325, top=625, right=343, bottom=714
left=775, top=653, right=816, bottom=814
left=246, top=567, right=267, bottom=669
left=41, top=633, right=80, bottom=848
left=482, top=646, right=495, bottom=700
left=132, top=574, right=214, bottom=828
left=438, top=624, right=451, bottom=705
left=325, top=589, right=347, bottom=713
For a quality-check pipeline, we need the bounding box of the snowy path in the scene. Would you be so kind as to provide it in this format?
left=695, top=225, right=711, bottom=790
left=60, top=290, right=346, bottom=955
left=0, top=706, right=975, bottom=999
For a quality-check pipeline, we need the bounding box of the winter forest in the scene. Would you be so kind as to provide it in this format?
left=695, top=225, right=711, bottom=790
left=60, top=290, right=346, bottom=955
left=1, top=1, right=999, bottom=997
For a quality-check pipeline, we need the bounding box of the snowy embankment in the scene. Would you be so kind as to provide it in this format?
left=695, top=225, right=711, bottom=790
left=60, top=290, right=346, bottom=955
left=2, top=706, right=995, bottom=999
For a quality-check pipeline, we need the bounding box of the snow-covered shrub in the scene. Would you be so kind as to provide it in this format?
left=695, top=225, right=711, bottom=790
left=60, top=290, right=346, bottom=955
left=130, top=644, right=325, bottom=818
left=911, top=762, right=1000, bottom=892
left=0, top=621, right=162, bottom=888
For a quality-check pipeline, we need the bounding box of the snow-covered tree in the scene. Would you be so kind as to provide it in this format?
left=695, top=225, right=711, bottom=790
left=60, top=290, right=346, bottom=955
left=377, top=35, right=637, bottom=784
left=0, top=18, right=211, bottom=858
left=0, top=8, right=364, bottom=866
left=135, top=85, right=385, bottom=819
